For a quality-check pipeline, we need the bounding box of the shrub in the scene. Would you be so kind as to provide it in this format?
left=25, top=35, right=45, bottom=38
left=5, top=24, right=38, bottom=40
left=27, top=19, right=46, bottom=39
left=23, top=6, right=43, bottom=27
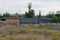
left=25, top=37, right=32, bottom=40
left=51, top=33, right=60, bottom=40
left=18, top=29, right=29, bottom=34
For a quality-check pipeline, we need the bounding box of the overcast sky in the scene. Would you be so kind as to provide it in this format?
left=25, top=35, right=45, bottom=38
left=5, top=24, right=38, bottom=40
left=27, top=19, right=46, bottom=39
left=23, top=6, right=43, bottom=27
left=0, top=0, right=60, bottom=15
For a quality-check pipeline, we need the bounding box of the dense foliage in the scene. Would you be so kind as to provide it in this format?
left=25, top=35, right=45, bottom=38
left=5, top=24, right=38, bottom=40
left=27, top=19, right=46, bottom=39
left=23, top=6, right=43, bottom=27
left=25, top=3, right=35, bottom=18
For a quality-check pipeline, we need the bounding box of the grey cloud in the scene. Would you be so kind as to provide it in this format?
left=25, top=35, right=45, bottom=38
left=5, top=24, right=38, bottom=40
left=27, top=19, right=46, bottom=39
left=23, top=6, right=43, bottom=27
left=0, top=0, right=60, bottom=15
left=32, top=0, right=60, bottom=3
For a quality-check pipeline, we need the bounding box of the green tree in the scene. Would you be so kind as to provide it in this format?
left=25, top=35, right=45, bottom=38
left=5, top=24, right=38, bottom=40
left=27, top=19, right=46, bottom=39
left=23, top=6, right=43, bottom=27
left=37, top=11, right=41, bottom=18
left=28, top=3, right=31, bottom=10
left=0, top=13, right=2, bottom=18
left=25, top=3, right=35, bottom=18
left=55, top=14, right=60, bottom=18
left=46, top=11, right=55, bottom=18
left=52, top=15, right=59, bottom=23
left=58, top=17, right=60, bottom=23
left=3, top=12, right=12, bottom=18
left=25, top=12, right=29, bottom=18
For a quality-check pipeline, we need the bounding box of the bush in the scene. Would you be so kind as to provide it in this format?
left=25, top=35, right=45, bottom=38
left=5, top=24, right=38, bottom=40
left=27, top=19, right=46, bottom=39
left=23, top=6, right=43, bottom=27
left=51, top=33, right=60, bottom=40
left=18, top=29, right=29, bottom=34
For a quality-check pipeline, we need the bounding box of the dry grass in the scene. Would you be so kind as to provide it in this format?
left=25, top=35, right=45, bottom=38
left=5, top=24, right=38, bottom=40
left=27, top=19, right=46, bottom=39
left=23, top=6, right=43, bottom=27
left=0, top=24, right=60, bottom=40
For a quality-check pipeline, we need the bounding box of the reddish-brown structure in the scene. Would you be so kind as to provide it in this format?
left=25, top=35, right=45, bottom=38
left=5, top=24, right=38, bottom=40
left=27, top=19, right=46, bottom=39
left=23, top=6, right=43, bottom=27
left=6, top=18, right=19, bottom=24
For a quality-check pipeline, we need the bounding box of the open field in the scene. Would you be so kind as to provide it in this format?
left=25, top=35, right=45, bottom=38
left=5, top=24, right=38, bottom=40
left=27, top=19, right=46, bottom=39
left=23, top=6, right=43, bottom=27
left=0, top=24, right=60, bottom=40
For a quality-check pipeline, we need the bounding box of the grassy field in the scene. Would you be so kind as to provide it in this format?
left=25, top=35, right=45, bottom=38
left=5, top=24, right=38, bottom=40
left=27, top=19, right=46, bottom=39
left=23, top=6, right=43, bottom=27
left=0, top=24, right=60, bottom=40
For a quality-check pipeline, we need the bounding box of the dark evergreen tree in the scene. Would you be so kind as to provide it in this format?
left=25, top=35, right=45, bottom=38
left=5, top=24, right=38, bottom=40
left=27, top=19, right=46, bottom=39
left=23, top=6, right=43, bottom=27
left=25, top=3, right=35, bottom=18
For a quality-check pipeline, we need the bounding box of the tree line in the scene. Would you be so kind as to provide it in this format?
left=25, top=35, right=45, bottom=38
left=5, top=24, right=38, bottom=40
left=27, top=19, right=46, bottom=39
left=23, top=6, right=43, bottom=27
left=0, top=3, right=41, bottom=18
left=0, top=3, right=60, bottom=23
